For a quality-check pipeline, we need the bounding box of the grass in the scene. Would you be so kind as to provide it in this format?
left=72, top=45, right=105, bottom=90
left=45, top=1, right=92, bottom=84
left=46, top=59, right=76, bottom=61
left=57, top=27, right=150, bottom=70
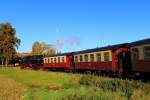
left=0, top=67, right=150, bottom=100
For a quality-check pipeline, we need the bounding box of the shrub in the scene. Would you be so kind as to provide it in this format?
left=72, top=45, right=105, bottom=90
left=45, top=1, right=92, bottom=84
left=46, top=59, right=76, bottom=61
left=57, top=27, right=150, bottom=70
left=79, top=74, right=94, bottom=85
left=62, top=93, right=109, bottom=100
left=79, top=74, right=150, bottom=99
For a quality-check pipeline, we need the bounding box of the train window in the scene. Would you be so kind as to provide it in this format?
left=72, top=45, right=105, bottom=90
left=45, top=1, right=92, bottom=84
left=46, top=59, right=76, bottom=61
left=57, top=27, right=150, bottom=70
left=49, top=58, right=51, bottom=63
left=144, top=46, right=150, bottom=60
left=104, top=52, right=110, bottom=61
left=54, top=58, right=57, bottom=63
left=84, top=55, right=88, bottom=62
left=53, top=58, right=54, bottom=62
left=47, top=58, right=48, bottom=63
left=51, top=58, right=53, bottom=63
left=132, top=48, right=139, bottom=60
left=96, top=53, right=101, bottom=62
left=75, top=56, right=78, bottom=62
left=79, top=55, right=83, bottom=62
left=44, top=59, right=47, bottom=63
left=48, top=58, right=50, bottom=63
left=62, top=57, right=65, bottom=62
left=58, top=57, right=60, bottom=63
left=90, top=54, right=94, bottom=62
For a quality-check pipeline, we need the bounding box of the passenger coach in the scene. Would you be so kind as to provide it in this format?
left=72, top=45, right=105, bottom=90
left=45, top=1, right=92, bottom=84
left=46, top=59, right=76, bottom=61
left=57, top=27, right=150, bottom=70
left=129, top=38, right=150, bottom=75
left=73, top=43, right=131, bottom=75
left=43, top=53, right=74, bottom=70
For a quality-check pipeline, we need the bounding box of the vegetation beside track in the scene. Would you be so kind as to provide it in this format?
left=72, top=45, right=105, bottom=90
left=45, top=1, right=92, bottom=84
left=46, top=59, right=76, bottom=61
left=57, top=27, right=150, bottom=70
left=0, top=67, right=150, bottom=100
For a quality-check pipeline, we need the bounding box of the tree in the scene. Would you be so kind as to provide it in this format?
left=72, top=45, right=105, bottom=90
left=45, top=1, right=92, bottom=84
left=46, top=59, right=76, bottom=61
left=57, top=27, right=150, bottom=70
left=0, top=22, right=21, bottom=66
left=32, top=41, right=56, bottom=55
left=32, top=41, right=43, bottom=55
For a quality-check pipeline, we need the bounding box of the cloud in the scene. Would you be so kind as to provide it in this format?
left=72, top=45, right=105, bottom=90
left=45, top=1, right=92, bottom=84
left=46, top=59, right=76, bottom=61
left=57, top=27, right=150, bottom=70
left=65, top=36, right=80, bottom=46
left=56, top=39, right=64, bottom=48
left=55, top=36, right=80, bottom=49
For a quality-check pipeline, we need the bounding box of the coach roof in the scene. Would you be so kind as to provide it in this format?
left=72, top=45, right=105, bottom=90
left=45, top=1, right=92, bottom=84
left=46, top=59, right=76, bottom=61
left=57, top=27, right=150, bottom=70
left=129, top=38, right=150, bottom=47
left=74, top=43, right=128, bottom=54
left=44, top=52, right=73, bottom=57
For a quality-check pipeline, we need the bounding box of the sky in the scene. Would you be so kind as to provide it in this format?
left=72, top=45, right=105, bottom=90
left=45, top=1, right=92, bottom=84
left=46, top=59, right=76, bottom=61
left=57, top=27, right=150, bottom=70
left=0, top=0, right=150, bottom=53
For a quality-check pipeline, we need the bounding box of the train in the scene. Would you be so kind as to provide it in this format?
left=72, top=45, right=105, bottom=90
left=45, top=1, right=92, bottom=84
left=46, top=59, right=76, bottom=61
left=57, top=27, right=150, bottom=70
left=19, top=55, right=43, bottom=70
left=19, top=38, right=150, bottom=78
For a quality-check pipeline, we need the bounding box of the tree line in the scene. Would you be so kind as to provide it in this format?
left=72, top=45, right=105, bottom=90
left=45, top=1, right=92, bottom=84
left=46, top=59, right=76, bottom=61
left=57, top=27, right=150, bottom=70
left=0, top=23, right=20, bottom=66
left=0, top=22, right=57, bottom=66
left=32, top=41, right=57, bottom=55
left=17, top=42, right=57, bottom=58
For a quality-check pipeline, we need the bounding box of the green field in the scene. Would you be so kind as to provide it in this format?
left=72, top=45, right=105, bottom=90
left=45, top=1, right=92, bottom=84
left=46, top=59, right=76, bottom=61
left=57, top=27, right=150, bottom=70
left=0, top=68, right=150, bottom=100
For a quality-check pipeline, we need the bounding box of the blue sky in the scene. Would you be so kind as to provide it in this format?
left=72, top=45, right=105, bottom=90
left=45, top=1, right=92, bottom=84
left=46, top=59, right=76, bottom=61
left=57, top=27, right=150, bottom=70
left=0, top=0, right=150, bottom=53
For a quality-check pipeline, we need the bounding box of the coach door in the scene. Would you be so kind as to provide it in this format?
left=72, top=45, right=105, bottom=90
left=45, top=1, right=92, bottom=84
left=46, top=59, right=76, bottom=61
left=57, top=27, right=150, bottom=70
left=69, top=55, right=75, bottom=68
left=117, top=51, right=132, bottom=76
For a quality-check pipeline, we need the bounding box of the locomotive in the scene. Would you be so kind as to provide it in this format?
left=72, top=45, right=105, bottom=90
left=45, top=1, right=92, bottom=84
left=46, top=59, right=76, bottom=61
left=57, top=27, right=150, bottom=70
left=19, top=55, right=43, bottom=70
left=19, top=38, right=150, bottom=77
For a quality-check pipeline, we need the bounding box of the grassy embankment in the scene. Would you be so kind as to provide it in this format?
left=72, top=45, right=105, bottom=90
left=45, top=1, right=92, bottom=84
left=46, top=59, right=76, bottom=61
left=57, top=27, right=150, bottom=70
left=0, top=67, right=150, bottom=100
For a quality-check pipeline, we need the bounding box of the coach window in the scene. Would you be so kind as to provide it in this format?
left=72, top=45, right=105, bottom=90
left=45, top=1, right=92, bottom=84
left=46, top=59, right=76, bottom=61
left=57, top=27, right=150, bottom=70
left=104, top=52, right=110, bottom=61
left=47, top=58, right=50, bottom=63
left=58, top=57, right=60, bottom=63
left=48, top=58, right=50, bottom=63
left=53, top=58, right=55, bottom=63
left=84, top=54, right=88, bottom=62
left=45, top=59, right=47, bottom=63
left=51, top=58, right=53, bottom=63
left=75, top=56, right=78, bottom=62
left=47, top=58, right=49, bottom=63
left=54, top=58, right=57, bottom=63
left=44, top=59, right=45, bottom=63
left=132, top=48, right=139, bottom=60
left=144, top=46, right=150, bottom=60
left=62, top=57, right=65, bottom=62
left=96, top=53, right=101, bottom=62
left=90, top=54, right=94, bottom=62
left=79, top=55, right=83, bottom=62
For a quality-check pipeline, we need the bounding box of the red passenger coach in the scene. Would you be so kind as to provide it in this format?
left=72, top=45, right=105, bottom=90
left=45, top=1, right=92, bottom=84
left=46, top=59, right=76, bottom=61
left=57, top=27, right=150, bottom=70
left=73, top=43, right=131, bottom=75
left=129, top=38, right=150, bottom=75
left=43, top=53, right=73, bottom=70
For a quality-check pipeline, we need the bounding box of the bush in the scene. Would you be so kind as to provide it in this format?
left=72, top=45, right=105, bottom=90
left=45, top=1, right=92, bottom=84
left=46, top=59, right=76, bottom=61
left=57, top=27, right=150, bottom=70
left=63, top=82, right=79, bottom=89
left=62, top=93, right=109, bottom=100
left=79, top=74, right=94, bottom=85
left=79, top=74, right=150, bottom=99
